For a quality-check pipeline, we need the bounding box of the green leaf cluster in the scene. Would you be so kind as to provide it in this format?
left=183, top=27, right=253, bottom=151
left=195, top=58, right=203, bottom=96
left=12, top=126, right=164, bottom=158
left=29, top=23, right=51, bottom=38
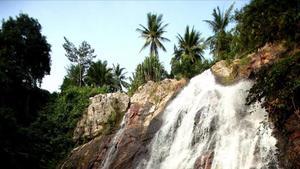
left=27, top=86, right=107, bottom=168
left=128, top=55, right=167, bottom=95
left=0, top=13, right=51, bottom=88
left=235, top=0, right=300, bottom=52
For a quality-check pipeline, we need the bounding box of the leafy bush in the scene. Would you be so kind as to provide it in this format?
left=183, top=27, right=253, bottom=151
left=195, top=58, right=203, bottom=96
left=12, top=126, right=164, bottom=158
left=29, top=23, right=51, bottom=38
left=235, top=0, right=300, bottom=52
left=27, top=86, right=107, bottom=168
left=247, top=51, right=300, bottom=129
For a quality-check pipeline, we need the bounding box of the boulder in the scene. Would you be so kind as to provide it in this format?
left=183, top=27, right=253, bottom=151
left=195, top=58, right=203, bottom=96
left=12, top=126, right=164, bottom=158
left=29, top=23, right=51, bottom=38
left=211, top=60, right=238, bottom=85
left=73, top=92, right=130, bottom=141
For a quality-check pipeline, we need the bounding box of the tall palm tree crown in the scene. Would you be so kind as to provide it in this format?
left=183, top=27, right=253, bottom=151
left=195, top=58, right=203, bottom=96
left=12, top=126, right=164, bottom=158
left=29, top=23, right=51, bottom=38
left=174, top=26, right=206, bottom=63
left=204, top=4, right=234, bottom=60
left=204, top=4, right=234, bottom=34
left=136, top=13, right=170, bottom=56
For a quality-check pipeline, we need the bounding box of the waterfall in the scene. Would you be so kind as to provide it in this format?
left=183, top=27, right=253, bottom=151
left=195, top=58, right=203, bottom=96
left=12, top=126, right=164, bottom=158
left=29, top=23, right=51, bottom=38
left=138, top=70, right=278, bottom=169
left=101, top=115, right=127, bottom=169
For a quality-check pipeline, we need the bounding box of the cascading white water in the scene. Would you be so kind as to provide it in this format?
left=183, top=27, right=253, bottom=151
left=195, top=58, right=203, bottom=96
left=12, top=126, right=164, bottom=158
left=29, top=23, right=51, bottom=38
left=138, top=70, right=278, bottom=169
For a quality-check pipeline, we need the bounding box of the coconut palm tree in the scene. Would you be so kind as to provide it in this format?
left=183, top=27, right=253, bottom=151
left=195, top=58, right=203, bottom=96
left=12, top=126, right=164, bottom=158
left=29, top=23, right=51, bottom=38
left=112, top=64, right=129, bottom=91
left=174, top=26, right=206, bottom=63
left=204, top=4, right=234, bottom=60
left=136, top=13, right=170, bottom=56
left=85, top=60, right=113, bottom=88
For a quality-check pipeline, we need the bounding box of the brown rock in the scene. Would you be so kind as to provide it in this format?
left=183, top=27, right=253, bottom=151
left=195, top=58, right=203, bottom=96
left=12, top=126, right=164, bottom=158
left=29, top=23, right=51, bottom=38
left=211, top=60, right=238, bottom=85
left=59, top=135, right=113, bottom=169
left=194, top=151, right=214, bottom=169
left=211, top=42, right=287, bottom=85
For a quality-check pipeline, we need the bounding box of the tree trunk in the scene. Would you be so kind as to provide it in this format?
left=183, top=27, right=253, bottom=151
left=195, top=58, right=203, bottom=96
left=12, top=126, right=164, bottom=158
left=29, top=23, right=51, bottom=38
left=79, top=64, right=82, bottom=87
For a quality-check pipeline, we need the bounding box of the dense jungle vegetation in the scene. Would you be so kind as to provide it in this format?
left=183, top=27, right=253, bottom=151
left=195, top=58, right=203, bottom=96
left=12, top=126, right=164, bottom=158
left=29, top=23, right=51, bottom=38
left=0, top=0, right=299, bottom=168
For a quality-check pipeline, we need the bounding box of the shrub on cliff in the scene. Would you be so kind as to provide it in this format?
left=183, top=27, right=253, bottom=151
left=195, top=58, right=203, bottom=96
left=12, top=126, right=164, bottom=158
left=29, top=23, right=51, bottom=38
left=247, top=51, right=300, bottom=129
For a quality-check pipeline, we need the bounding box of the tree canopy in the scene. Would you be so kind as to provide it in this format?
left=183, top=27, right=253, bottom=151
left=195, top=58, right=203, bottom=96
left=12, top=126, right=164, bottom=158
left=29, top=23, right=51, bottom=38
left=0, top=13, right=52, bottom=168
left=112, top=64, right=129, bottom=91
left=204, top=4, right=234, bottom=60
left=85, top=60, right=113, bottom=89
left=174, top=26, right=206, bottom=63
left=62, top=37, right=96, bottom=86
left=136, top=13, right=170, bottom=56
left=0, top=13, right=51, bottom=88
left=235, top=0, right=300, bottom=51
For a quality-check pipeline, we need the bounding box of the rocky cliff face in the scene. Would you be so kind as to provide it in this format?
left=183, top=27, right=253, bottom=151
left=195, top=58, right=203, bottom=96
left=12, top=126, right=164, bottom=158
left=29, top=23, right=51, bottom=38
left=73, top=92, right=130, bottom=141
left=60, top=78, right=186, bottom=169
left=211, top=43, right=286, bottom=85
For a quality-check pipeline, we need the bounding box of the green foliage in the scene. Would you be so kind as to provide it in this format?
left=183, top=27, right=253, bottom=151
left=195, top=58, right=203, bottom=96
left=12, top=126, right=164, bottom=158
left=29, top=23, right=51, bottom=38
left=85, top=60, right=113, bottom=89
left=0, top=13, right=51, bottom=87
left=112, top=64, right=129, bottom=91
left=171, top=57, right=214, bottom=79
left=62, top=37, right=96, bottom=87
left=0, top=13, right=52, bottom=168
left=204, top=4, right=234, bottom=60
left=0, top=84, right=52, bottom=168
left=60, top=64, right=85, bottom=91
left=235, top=0, right=300, bottom=52
left=174, top=26, right=206, bottom=63
left=28, top=86, right=107, bottom=168
left=128, top=55, right=167, bottom=95
left=171, top=26, right=211, bottom=79
left=136, top=12, right=170, bottom=56
left=247, top=52, right=300, bottom=129
left=61, top=60, right=128, bottom=93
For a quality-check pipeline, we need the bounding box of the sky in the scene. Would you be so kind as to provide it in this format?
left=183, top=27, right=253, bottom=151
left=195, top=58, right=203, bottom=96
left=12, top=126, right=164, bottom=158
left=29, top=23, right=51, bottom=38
left=0, top=0, right=249, bottom=92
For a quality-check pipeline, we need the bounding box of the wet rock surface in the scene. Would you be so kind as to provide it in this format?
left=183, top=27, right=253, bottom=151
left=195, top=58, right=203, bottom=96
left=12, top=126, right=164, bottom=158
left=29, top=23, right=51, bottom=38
left=194, top=151, right=214, bottom=169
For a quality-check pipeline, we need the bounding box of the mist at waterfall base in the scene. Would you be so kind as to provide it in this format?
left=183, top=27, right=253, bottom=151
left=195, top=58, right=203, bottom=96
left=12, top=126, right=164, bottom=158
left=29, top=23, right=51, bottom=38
left=105, top=70, right=278, bottom=169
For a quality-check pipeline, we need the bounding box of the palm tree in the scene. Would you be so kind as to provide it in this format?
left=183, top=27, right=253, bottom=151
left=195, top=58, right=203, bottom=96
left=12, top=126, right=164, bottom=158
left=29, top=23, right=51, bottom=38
left=85, top=60, right=113, bottom=88
left=112, top=64, right=129, bottom=91
left=204, top=4, right=234, bottom=60
left=136, top=13, right=170, bottom=56
left=174, top=26, right=206, bottom=63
